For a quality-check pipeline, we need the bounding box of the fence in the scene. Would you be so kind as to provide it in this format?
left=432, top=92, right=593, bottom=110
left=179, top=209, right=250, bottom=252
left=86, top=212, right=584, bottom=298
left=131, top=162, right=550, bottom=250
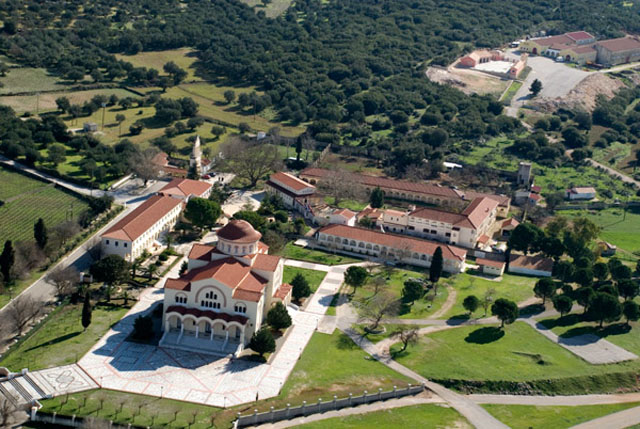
left=31, top=411, right=146, bottom=429
left=235, top=384, right=424, bottom=428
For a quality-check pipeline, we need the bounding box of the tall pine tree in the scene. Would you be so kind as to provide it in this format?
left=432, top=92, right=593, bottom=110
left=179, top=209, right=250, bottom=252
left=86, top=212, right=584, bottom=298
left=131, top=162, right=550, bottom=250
left=370, top=187, right=384, bottom=208
left=295, top=138, right=302, bottom=161
left=81, top=293, right=92, bottom=331
left=0, top=240, right=15, bottom=283
left=429, top=246, right=443, bottom=284
left=34, top=218, right=47, bottom=249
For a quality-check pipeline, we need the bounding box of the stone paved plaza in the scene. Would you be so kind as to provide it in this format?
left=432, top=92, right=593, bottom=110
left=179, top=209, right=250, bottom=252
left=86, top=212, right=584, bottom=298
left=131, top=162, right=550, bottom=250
left=76, top=261, right=346, bottom=407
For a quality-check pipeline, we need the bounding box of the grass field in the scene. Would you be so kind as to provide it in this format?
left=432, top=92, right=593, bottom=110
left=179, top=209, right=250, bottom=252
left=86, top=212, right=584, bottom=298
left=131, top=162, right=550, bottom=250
left=456, top=137, right=636, bottom=201
left=391, top=321, right=640, bottom=385
left=592, top=140, right=639, bottom=175
left=0, top=88, right=139, bottom=114
left=39, top=331, right=409, bottom=428
left=483, top=403, right=640, bottom=429
left=352, top=267, right=448, bottom=320
left=241, top=0, right=294, bottom=18
left=500, top=80, right=523, bottom=103
left=280, top=243, right=360, bottom=265
left=283, top=266, right=327, bottom=293
left=0, top=67, right=67, bottom=95
left=563, top=208, right=640, bottom=259
left=0, top=302, right=129, bottom=371
left=116, top=48, right=202, bottom=81
left=0, top=166, right=90, bottom=242
left=441, top=273, right=536, bottom=319
left=0, top=167, right=49, bottom=200
left=297, top=404, right=471, bottom=429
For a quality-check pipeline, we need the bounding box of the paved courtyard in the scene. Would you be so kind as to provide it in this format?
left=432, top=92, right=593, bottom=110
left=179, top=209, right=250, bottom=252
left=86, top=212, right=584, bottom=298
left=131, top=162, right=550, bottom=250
left=75, top=260, right=348, bottom=407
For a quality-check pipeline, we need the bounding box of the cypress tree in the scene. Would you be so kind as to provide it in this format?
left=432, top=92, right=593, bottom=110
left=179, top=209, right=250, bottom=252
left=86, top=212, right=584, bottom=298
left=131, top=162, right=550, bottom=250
left=370, top=187, right=384, bottom=208
left=82, top=293, right=92, bottom=331
left=0, top=240, right=15, bottom=283
left=295, top=138, right=302, bottom=161
left=429, top=246, right=443, bottom=283
left=34, top=218, right=48, bottom=249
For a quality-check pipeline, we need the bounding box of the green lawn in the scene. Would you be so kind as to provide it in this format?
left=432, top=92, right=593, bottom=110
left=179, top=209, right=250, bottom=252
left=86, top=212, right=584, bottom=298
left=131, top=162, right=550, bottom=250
left=0, top=88, right=138, bottom=114
left=0, top=167, right=91, bottom=242
left=322, top=196, right=368, bottom=212
left=566, top=208, right=640, bottom=259
left=39, top=331, right=409, bottom=428
left=116, top=48, right=202, bottom=81
left=0, top=302, right=129, bottom=371
left=351, top=267, right=448, bottom=319
left=0, top=66, right=67, bottom=94
left=500, top=80, right=523, bottom=103
left=441, top=273, right=535, bottom=319
left=297, top=404, right=471, bottom=429
left=391, top=322, right=640, bottom=384
left=280, top=242, right=360, bottom=265
left=354, top=323, right=422, bottom=344
left=483, top=403, right=640, bottom=429
left=283, top=266, right=327, bottom=293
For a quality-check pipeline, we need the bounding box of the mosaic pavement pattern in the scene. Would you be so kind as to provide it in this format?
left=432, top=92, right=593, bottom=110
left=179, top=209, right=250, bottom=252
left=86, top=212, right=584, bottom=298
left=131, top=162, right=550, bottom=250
left=29, top=364, right=98, bottom=396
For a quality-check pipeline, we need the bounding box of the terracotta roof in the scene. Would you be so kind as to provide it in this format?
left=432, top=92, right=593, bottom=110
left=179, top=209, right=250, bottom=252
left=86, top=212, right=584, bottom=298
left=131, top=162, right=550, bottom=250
left=274, top=283, right=292, bottom=300
left=477, top=258, right=505, bottom=268
left=509, top=254, right=554, bottom=273
left=232, top=289, right=263, bottom=302
left=596, top=37, right=640, bottom=52
left=252, top=254, right=281, bottom=272
left=530, top=34, right=575, bottom=47
left=189, top=243, right=217, bottom=261
left=166, top=305, right=248, bottom=324
left=217, top=220, right=262, bottom=243
left=357, top=207, right=384, bottom=221
left=530, top=186, right=542, bottom=193
left=502, top=218, right=520, bottom=228
left=461, top=197, right=499, bottom=229
left=566, top=31, right=595, bottom=41
left=568, top=44, right=597, bottom=54
left=408, top=207, right=472, bottom=229
left=102, top=195, right=182, bottom=241
left=265, top=180, right=298, bottom=199
left=269, top=172, right=316, bottom=193
left=257, top=241, right=269, bottom=253
left=333, top=208, right=356, bottom=219
left=165, top=277, right=190, bottom=291
left=159, top=178, right=212, bottom=198
left=458, top=190, right=510, bottom=207
left=300, top=168, right=459, bottom=198
left=477, top=234, right=491, bottom=245
left=529, top=193, right=541, bottom=201
left=318, top=224, right=467, bottom=262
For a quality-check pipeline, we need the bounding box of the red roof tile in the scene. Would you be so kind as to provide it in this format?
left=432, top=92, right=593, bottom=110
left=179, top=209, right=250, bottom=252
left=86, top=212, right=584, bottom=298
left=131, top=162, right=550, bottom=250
left=477, top=258, right=505, bottom=269
left=461, top=197, right=499, bottom=229
left=318, top=224, right=467, bottom=262
left=252, top=254, right=281, bottom=272
left=408, top=207, right=472, bottom=229
left=166, top=305, right=248, bottom=324
left=269, top=172, right=316, bottom=193
left=217, top=220, right=262, bottom=243
left=102, top=195, right=182, bottom=241
left=509, top=254, right=554, bottom=273
left=274, top=283, right=292, bottom=300
left=159, top=178, right=212, bottom=198
left=188, top=243, right=217, bottom=261
left=596, top=37, right=640, bottom=52
left=566, top=31, right=595, bottom=41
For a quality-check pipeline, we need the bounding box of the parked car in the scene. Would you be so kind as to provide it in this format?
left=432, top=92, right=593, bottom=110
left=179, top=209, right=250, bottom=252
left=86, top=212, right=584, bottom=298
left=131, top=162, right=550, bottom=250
left=201, top=174, right=211, bottom=179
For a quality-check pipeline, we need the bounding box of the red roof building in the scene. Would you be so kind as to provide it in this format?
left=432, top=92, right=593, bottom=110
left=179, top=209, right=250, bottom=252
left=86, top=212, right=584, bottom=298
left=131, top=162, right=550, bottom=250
left=159, top=178, right=212, bottom=200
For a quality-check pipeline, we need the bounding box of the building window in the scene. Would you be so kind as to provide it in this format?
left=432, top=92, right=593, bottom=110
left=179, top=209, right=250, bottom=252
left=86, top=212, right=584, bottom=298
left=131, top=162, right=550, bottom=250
left=201, top=291, right=221, bottom=309
left=106, top=240, right=110, bottom=245
left=175, top=295, right=187, bottom=304
left=115, top=241, right=119, bottom=247
left=234, top=303, right=247, bottom=314
left=124, top=243, right=127, bottom=248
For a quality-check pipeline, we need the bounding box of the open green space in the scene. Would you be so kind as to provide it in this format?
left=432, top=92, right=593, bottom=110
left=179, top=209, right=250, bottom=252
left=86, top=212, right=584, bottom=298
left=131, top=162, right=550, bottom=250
left=351, top=267, right=448, bottom=320
left=456, top=137, right=636, bottom=201
left=483, top=402, right=640, bottom=429
left=564, top=208, right=640, bottom=259
left=355, top=323, right=422, bottom=344
left=39, top=331, right=409, bottom=428
left=283, top=266, right=327, bottom=293
left=500, top=80, right=522, bottom=104
left=390, top=321, right=640, bottom=389
left=0, top=167, right=90, bottom=242
left=0, top=88, right=138, bottom=114
left=297, top=404, right=471, bottom=429
left=592, top=140, right=639, bottom=176
left=116, top=48, right=202, bottom=81
left=241, top=0, right=295, bottom=18
left=441, top=273, right=535, bottom=319
left=323, top=196, right=368, bottom=212
left=37, top=145, right=118, bottom=186
left=280, top=242, right=359, bottom=265
left=0, top=67, right=67, bottom=95
left=0, top=302, right=129, bottom=371
left=0, top=166, right=49, bottom=200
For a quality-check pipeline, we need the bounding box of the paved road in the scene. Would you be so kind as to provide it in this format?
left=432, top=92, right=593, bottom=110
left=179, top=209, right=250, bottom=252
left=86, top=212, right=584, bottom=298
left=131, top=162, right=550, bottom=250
left=565, top=148, right=640, bottom=189
left=569, top=404, right=640, bottom=429
left=470, top=392, right=640, bottom=406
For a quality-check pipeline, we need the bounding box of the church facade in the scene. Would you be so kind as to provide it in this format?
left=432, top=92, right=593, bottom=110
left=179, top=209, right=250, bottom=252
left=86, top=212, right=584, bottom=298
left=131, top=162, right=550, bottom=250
left=160, top=220, right=292, bottom=356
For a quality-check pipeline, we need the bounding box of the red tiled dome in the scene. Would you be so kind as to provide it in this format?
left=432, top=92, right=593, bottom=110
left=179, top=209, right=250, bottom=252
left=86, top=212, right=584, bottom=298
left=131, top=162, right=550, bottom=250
left=217, top=219, right=262, bottom=243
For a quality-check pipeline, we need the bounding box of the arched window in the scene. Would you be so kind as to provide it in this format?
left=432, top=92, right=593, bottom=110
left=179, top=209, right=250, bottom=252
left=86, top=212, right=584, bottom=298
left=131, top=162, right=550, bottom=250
left=201, top=291, right=221, bottom=309
left=234, top=303, right=247, bottom=314
left=249, top=245, right=254, bottom=253
left=234, top=245, right=239, bottom=254
left=175, top=294, right=187, bottom=304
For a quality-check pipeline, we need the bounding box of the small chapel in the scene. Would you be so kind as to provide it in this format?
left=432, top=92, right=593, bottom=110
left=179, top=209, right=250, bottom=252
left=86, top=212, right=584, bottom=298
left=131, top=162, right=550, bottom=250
left=160, top=220, right=292, bottom=356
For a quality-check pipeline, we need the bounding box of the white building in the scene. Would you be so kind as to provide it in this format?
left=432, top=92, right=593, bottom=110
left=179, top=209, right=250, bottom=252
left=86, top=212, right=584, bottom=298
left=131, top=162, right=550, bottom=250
left=265, top=172, right=316, bottom=209
left=327, top=208, right=357, bottom=226
left=377, top=197, right=499, bottom=249
left=316, top=224, right=467, bottom=273
left=566, top=187, right=596, bottom=200
left=476, top=258, right=506, bottom=276
left=101, top=195, right=183, bottom=262
left=159, top=177, right=213, bottom=201
left=508, top=254, right=553, bottom=277
left=160, top=220, right=292, bottom=356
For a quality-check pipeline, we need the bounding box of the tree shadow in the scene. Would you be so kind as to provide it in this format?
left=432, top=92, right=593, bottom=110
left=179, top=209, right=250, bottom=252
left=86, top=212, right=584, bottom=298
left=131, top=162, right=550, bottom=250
left=464, top=326, right=505, bottom=344
left=519, top=303, right=545, bottom=318
left=25, top=331, right=81, bottom=352
left=447, top=313, right=470, bottom=322
left=336, top=332, right=358, bottom=350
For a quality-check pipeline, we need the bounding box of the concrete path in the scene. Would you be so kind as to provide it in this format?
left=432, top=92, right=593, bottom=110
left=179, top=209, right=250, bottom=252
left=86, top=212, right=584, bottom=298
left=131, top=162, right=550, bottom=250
left=283, top=260, right=331, bottom=272
left=429, top=286, right=456, bottom=319
left=569, top=404, right=640, bottom=429
left=470, top=392, right=640, bottom=406
left=252, top=393, right=447, bottom=429
left=340, top=326, right=509, bottom=429
left=523, top=319, right=637, bottom=364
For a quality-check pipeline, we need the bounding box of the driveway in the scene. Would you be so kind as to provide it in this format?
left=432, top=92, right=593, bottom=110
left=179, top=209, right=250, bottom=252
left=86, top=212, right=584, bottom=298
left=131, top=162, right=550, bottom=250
left=506, top=52, right=592, bottom=117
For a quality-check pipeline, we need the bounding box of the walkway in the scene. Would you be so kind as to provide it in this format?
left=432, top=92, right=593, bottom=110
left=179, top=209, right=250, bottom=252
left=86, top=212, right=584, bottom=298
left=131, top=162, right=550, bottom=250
left=252, top=393, right=445, bottom=429
left=570, top=404, right=640, bottom=429
left=523, top=319, right=637, bottom=364
left=429, top=286, right=456, bottom=319
left=470, top=392, right=640, bottom=406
